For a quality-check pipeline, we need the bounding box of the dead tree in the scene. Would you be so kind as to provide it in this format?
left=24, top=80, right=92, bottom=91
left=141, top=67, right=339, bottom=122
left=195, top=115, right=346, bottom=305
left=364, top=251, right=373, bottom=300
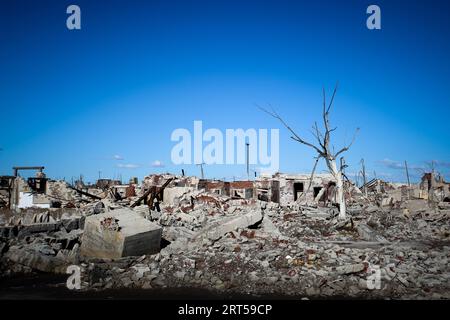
left=260, top=83, right=359, bottom=220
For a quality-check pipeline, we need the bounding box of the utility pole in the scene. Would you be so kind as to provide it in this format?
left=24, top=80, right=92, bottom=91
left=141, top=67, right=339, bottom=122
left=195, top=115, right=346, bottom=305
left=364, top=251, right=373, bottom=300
left=197, top=163, right=205, bottom=179
left=360, top=158, right=367, bottom=196
left=98, top=171, right=101, bottom=180
left=246, top=142, right=250, bottom=180
left=404, top=160, right=411, bottom=199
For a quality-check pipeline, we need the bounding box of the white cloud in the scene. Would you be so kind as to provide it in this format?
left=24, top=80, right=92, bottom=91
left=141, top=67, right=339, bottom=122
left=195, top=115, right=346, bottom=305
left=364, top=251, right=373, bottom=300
left=377, top=158, right=404, bottom=170
left=113, top=155, right=124, bottom=160
left=377, top=159, right=428, bottom=178
left=151, top=160, right=165, bottom=168
left=116, top=163, right=139, bottom=169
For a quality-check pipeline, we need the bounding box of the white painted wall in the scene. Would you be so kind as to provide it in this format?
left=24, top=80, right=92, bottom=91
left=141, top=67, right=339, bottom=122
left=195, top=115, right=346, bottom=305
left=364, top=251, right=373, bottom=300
left=17, top=192, right=50, bottom=209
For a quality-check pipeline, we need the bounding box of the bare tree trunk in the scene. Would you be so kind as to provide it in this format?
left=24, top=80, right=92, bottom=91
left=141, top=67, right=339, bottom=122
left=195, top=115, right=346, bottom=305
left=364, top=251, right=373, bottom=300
left=328, top=159, right=346, bottom=219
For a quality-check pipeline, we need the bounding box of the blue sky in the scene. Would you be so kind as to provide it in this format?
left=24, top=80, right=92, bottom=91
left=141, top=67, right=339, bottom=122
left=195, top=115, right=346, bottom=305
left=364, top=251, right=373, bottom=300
left=1, top=0, right=449, bottom=183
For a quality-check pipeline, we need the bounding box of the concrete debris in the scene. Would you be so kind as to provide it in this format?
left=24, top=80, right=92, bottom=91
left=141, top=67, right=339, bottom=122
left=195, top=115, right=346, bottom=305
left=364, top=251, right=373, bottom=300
left=1, top=172, right=450, bottom=299
left=356, top=224, right=389, bottom=243
left=193, top=209, right=263, bottom=241
left=4, top=244, right=68, bottom=273
left=163, top=226, right=195, bottom=242
left=335, top=263, right=366, bottom=275
left=79, top=208, right=162, bottom=259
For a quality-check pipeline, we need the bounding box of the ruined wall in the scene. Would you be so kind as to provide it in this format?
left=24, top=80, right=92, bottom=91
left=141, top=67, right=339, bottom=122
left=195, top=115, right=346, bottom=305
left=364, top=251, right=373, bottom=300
left=275, top=174, right=335, bottom=206
left=163, top=186, right=195, bottom=205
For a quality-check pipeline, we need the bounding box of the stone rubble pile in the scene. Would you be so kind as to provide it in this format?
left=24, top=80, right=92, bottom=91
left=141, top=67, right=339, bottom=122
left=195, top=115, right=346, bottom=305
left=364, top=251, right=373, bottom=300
left=1, top=173, right=449, bottom=299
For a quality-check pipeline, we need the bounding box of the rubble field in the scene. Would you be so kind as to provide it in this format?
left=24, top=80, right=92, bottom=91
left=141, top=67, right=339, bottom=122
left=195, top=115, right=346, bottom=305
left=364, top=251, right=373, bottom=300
left=1, top=173, right=449, bottom=299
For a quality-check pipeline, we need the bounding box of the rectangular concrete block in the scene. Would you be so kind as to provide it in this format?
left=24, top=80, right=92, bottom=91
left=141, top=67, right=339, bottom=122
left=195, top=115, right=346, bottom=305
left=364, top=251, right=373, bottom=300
left=80, top=208, right=162, bottom=259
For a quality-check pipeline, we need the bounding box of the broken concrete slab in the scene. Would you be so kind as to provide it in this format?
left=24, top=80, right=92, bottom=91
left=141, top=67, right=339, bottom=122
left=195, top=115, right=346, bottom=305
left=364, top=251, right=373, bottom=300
left=4, top=244, right=68, bottom=273
left=193, top=209, right=263, bottom=241
left=164, top=226, right=196, bottom=242
left=61, top=218, right=81, bottom=232
left=260, top=214, right=285, bottom=239
left=80, top=208, right=162, bottom=259
left=17, top=222, right=62, bottom=237
left=356, top=223, right=389, bottom=243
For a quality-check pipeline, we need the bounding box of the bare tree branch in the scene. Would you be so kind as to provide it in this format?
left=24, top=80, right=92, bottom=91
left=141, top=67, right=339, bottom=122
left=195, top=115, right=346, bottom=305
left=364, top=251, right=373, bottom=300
left=334, top=127, right=360, bottom=158
left=327, top=82, right=338, bottom=114
left=312, top=122, right=326, bottom=150
left=306, top=156, right=321, bottom=194
left=322, top=82, right=339, bottom=150
left=258, top=105, right=325, bottom=156
left=322, top=87, right=330, bottom=149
